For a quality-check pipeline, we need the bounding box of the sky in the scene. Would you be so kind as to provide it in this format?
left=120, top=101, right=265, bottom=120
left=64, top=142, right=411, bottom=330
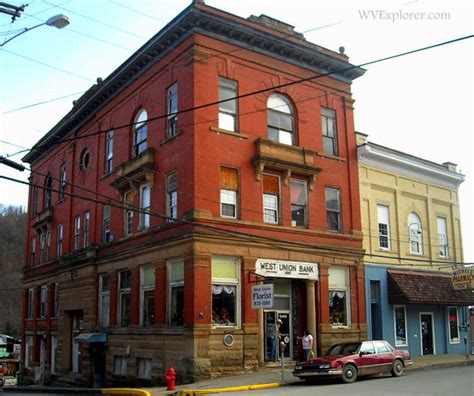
left=0, top=0, right=472, bottom=262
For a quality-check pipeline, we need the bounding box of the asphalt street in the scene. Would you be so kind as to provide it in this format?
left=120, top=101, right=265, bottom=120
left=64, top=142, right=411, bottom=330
left=228, top=365, right=474, bottom=396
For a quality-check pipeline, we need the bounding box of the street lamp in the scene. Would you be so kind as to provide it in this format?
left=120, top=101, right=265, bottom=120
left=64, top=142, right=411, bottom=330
left=0, top=14, right=70, bottom=47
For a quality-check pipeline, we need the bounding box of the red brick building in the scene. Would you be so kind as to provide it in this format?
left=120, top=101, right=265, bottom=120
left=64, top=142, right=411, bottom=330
left=22, top=1, right=367, bottom=386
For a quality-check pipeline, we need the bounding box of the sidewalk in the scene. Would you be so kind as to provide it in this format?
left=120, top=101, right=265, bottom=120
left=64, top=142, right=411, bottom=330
left=148, top=354, right=474, bottom=396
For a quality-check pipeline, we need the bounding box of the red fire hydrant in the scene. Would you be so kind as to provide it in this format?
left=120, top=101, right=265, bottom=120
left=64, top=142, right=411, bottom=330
left=164, top=366, right=176, bottom=391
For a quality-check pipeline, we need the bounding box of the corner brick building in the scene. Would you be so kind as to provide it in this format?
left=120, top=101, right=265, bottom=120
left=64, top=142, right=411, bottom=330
left=21, top=1, right=367, bottom=386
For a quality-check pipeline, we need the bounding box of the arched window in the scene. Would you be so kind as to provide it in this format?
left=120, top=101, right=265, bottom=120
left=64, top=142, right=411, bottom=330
left=133, top=108, right=148, bottom=157
left=267, top=94, right=294, bottom=145
left=44, top=174, right=53, bottom=208
left=408, top=212, right=423, bottom=254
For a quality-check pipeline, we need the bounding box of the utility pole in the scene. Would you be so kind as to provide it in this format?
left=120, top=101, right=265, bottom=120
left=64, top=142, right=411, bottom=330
left=0, top=2, right=27, bottom=22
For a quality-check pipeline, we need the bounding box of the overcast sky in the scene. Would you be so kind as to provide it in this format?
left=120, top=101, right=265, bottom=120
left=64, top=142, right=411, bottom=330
left=0, top=0, right=472, bottom=262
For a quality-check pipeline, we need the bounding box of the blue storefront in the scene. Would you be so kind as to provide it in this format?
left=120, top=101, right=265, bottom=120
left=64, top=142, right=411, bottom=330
left=365, top=265, right=473, bottom=357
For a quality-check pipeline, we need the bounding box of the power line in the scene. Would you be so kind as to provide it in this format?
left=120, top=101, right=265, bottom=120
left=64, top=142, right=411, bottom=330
left=23, top=34, right=474, bottom=160
left=1, top=90, right=84, bottom=114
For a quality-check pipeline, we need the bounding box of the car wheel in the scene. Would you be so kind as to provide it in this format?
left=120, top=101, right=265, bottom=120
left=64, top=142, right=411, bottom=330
left=342, top=364, right=358, bottom=383
left=391, top=359, right=404, bottom=377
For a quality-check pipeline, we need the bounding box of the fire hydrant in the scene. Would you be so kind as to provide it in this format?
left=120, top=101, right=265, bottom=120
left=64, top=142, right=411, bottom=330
left=164, top=366, right=176, bottom=391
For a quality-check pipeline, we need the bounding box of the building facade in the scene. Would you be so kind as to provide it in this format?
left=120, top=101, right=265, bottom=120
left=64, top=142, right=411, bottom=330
left=357, top=132, right=473, bottom=357
left=21, top=1, right=367, bottom=386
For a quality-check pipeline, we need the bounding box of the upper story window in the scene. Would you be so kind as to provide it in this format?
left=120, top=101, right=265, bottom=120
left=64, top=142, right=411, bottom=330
left=83, top=211, right=90, bottom=248
left=59, top=164, right=67, bottom=200
left=30, top=237, right=36, bottom=266
left=140, top=265, right=155, bottom=327
left=124, top=191, right=134, bottom=236
left=168, top=259, right=184, bottom=326
left=27, top=288, right=35, bottom=319
left=377, top=204, right=390, bottom=250
left=57, top=224, right=63, bottom=257
left=32, top=185, right=39, bottom=217
left=39, top=232, right=46, bottom=263
left=290, top=179, right=307, bottom=227
left=167, top=83, right=178, bottom=138
left=80, top=148, right=90, bottom=171
left=74, top=215, right=81, bottom=250
left=40, top=285, right=48, bottom=319
left=133, top=109, right=148, bottom=157
left=44, top=174, right=53, bottom=208
left=326, top=187, right=341, bottom=232
left=262, top=174, right=279, bottom=224
left=321, top=107, right=338, bottom=156
left=139, top=185, right=151, bottom=230
left=218, top=77, right=238, bottom=132
left=437, top=217, right=448, bottom=257
left=408, top=212, right=423, bottom=255
left=119, top=269, right=132, bottom=327
left=53, top=283, right=59, bottom=318
left=103, top=205, right=112, bottom=243
left=105, top=130, right=114, bottom=173
left=267, top=94, right=294, bottom=145
left=220, top=167, right=238, bottom=219
left=166, top=172, right=177, bottom=220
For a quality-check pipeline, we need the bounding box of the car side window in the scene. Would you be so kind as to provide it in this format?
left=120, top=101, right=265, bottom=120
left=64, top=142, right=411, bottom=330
left=374, top=341, right=391, bottom=354
left=360, top=341, right=376, bottom=354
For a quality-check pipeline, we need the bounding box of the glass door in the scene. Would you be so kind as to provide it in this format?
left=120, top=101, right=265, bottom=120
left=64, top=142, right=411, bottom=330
left=264, top=310, right=292, bottom=361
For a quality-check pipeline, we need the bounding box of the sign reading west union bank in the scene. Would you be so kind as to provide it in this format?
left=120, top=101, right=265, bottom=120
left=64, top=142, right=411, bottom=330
left=255, top=259, right=319, bottom=280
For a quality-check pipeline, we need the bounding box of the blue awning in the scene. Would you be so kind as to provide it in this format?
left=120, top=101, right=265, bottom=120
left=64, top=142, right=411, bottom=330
left=74, top=333, right=107, bottom=343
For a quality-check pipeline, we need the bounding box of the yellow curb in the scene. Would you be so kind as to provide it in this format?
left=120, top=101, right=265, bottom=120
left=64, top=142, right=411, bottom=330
left=101, top=388, right=152, bottom=396
left=181, top=383, right=281, bottom=395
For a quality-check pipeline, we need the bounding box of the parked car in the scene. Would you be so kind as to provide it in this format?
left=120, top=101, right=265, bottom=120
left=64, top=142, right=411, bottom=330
left=293, top=340, right=412, bottom=383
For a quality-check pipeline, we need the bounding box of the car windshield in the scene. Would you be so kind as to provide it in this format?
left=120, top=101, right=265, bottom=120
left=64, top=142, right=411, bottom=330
left=325, top=342, right=361, bottom=356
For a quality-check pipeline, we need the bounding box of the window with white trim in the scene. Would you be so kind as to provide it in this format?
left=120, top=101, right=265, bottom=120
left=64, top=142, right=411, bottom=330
left=30, top=237, right=36, bottom=266
left=140, top=185, right=151, bottom=230
left=83, top=211, right=90, bottom=248
left=329, top=266, right=350, bottom=327
left=118, top=270, right=131, bottom=327
left=74, top=215, right=81, bottom=250
left=40, top=285, right=48, bottom=318
left=167, top=83, right=178, bottom=137
left=326, top=187, right=341, bottom=232
left=25, top=335, right=33, bottom=368
left=39, top=232, right=46, bottom=263
left=27, top=288, right=35, bottom=319
left=59, top=164, right=67, bottom=200
left=321, top=107, right=338, bottom=156
left=168, top=259, right=184, bottom=326
left=437, top=217, right=448, bottom=258
left=377, top=204, right=390, bottom=250
left=105, top=130, right=114, bottom=173
left=53, top=283, right=59, bottom=318
left=137, top=358, right=152, bottom=379
left=212, top=256, right=240, bottom=327
left=218, top=77, right=238, bottom=131
left=103, top=205, right=111, bottom=243
left=262, top=174, right=279, bottom=224
left=448, top=306, right=459, bottom=343
left=57, top=224, right=63, bottom=257
left=99, top=274, right=110, bottom=329
left=133, top=109, right=148, bottom=157
left=141, top=265, right=155, bottom=327
left=44, top=174, right=52, bottom=208
left=220, top=167, right=238, bottom=218
left=394, top=305, right=408, bottom=346
left=408, top=212, right=423, bottom=254
left=166, top=172, right=177, bottom=220
left=267, top=94, right=294, bottom=145
left=46, top=229, right=51, bottom=260
left=124, top=191, right=134, bottom=236
left=290, top=179, right=307, bottom=227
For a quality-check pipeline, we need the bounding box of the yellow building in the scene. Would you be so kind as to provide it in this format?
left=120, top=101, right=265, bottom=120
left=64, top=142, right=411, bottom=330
left=356, top=132, right=473, bottom=357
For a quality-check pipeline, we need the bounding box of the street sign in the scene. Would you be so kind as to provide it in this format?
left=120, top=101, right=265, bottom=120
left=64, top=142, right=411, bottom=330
left=251, top=284, right=274, bottom=309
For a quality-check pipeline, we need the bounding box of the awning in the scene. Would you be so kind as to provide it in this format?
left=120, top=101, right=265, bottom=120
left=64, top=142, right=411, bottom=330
left=74, top=333, right=107, bottom=343
left=388, top=270, right=474, bottom=305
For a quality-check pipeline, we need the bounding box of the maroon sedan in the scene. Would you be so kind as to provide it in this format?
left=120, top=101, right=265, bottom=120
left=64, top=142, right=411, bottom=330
left=293, top=340, right=412, bottom=383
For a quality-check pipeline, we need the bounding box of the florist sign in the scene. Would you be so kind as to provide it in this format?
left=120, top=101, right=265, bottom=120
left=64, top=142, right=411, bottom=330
left=255, top=259, right=318, bottom=280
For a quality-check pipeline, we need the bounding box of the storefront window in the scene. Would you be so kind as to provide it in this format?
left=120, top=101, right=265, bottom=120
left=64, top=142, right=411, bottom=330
left=168, top=259, right=184, bottom=326
left=394, top=305, right=407, bottom=346
left=141, top=265, right=155, bottom=327
left=119, top=270, right=131, bottom=327
left=448, top=306, right=459, bottom=343
left=212, top=257, right=240, bottom=327
left=329, top=266, right=350, bottom=327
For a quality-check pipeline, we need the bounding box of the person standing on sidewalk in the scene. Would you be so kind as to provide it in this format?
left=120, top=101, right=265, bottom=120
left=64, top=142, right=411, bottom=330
left=301, top=330, right=313, bottom=361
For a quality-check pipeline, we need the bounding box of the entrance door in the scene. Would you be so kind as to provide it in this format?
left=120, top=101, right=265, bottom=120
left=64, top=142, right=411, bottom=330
left=264, top=311, right=292, bottom=362
left=420, top=313, right=435, bottom=355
